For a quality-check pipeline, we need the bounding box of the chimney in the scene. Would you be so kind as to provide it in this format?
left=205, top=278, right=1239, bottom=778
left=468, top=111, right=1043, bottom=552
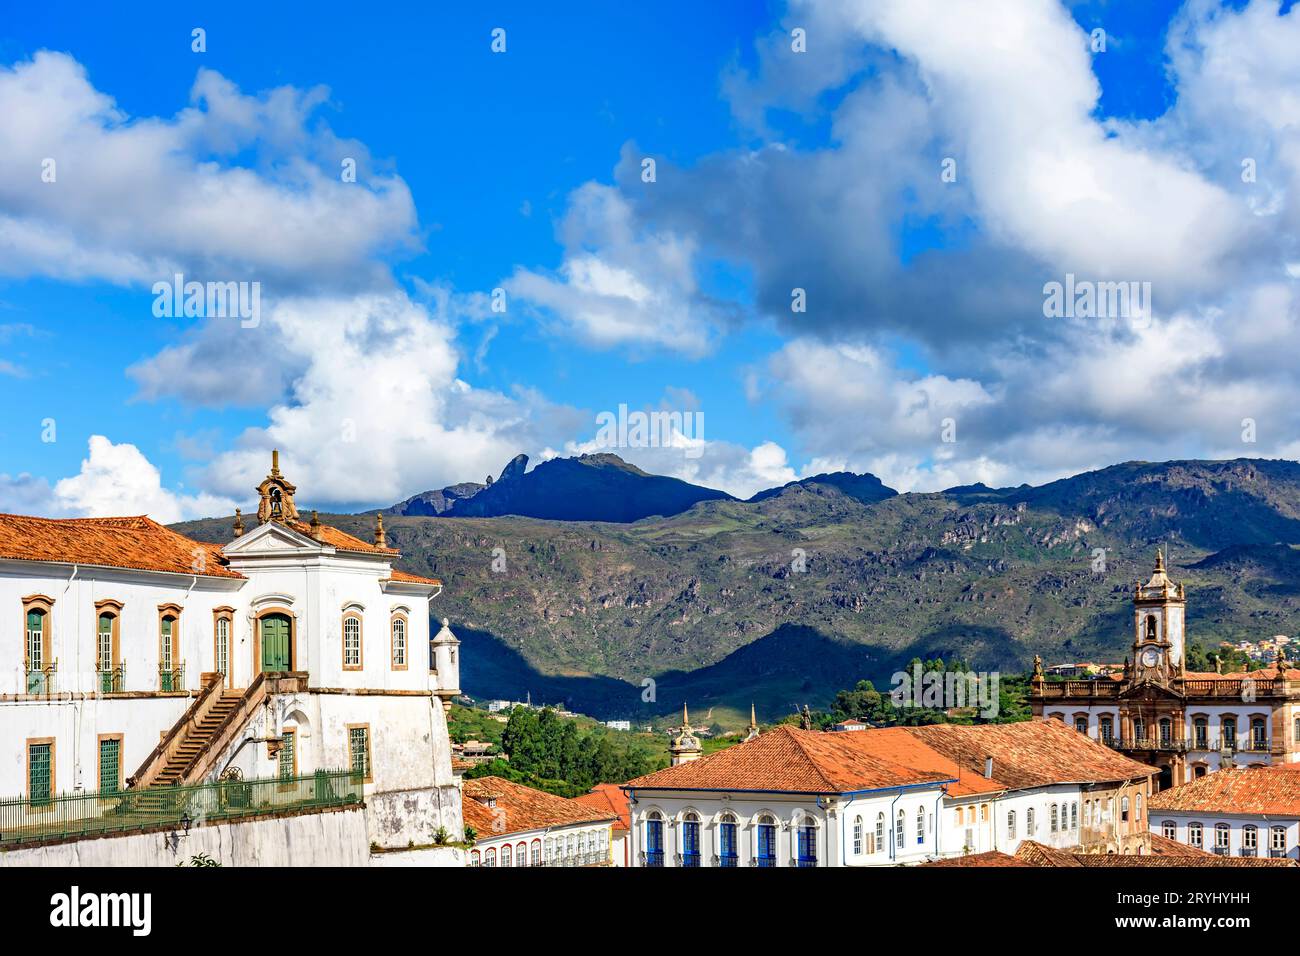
left=309, top=510, right=322, bottom=540
left=984, top=756, right=994, bottom=779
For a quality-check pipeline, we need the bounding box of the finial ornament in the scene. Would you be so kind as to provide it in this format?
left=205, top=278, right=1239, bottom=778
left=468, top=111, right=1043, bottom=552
left=310, top=510, right=322, bottom=538
left=374, top=512, right=387, bottom=548
left=232, top=507, right=244, bottom=538
left=256, top=451, right=298, bottom=525
left=1155, top=547, right=1165, bottom=573
left=271, top=448, right=281, bottom=477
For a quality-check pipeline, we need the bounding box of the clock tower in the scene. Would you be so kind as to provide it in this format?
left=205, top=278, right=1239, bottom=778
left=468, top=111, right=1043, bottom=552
left=1131, top=549, right=1185, bottom=684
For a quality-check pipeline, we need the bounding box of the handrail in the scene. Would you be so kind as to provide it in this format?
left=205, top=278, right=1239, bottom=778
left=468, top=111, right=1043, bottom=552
left=174, top=670, right=271, bottom=786
left=127, top=671, right=224, bottom=788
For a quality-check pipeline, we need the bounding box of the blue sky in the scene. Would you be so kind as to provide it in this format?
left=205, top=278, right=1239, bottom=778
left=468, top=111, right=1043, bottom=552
left=0, top=0, right=1297, bottom=518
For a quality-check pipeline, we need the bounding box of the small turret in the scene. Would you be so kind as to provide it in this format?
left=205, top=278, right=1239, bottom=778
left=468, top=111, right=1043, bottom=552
left=669, top=704, right=702, bottom=765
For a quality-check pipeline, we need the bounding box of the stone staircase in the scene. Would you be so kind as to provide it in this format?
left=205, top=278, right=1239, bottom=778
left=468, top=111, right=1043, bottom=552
left=152, top=690, right=244, bottom=786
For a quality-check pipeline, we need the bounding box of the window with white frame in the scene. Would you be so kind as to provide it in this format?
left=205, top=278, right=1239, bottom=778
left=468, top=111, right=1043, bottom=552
left=1162, top=820, right=1175, bottom=840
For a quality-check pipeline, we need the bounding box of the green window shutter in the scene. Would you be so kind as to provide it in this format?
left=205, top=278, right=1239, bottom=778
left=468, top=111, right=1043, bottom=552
left=99, top=738, right=120, bottom=794
left=280, top=731, right=295, bottom=780
left=29, top=743, right=51, bottom=805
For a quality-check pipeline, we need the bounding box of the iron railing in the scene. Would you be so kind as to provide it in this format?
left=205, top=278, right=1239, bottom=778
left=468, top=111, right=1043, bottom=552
left=26, top=663, right=57, bottom=695
left=97, top=665, right=125, bottom=694
left=159, top=663, right=185, bottom=693
left=0, top=769, right=362, bottom=847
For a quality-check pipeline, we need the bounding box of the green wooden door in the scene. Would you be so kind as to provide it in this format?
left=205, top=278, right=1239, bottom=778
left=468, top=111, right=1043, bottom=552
left=261, top=614, right=291, bottom=672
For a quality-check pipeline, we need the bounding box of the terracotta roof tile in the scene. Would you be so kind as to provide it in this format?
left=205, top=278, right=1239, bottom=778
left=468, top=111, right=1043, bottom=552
left=1013, top=840, right=1295, bottom=867
left=0, top=514, right=242, bottom=579
left=1147, top=832, right=1213, bottom=857
left=573, top=783, right=631, bottom=831
left=624, top=724, right=954, bottom=794
left=386, top=568, right=442, bottom=586
left=463, top=777, right=616, bottom=838
left=904, top=719, right=1156, bottom=789
left=1149, top=764, right=1300, bottom=816
left=923, top=850, right=1033, bottom=867
left=287, top=520, right=397, bottom=555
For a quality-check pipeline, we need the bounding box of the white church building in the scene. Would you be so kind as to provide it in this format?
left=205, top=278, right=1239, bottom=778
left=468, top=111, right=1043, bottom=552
left=0, top=452, right=464, bottom=862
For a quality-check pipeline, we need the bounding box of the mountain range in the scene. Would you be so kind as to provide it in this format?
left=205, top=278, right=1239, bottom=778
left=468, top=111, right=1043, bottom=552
left=174, top=456, right=1300, bottom=727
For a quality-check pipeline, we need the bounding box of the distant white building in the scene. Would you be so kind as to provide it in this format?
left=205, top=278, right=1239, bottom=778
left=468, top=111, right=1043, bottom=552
left=623, top=719, right=1154, bottom=867
left=605, top=720, right=632, bottom=731
left=1150, top=764, right=1300, bottom=860
left=464, top=776, right=616, bottom=867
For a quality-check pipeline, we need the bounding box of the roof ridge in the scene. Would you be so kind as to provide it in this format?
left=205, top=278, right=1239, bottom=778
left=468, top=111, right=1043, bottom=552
left=781, top=725, right=843, bottom=793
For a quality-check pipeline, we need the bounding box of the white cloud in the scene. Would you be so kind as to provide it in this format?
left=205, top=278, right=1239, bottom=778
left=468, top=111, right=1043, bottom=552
left=50, top=435, right=235, bottom=522
left=505, top=183, right=729, bottom=357
left=0, top=52, right=417, bottom=290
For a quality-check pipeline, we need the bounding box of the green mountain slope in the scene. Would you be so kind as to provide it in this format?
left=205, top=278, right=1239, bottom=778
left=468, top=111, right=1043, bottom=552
left=174, top=458, right=1300, bottom=723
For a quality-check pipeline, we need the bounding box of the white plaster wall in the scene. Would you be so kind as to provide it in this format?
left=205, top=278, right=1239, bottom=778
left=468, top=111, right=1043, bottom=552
left=0, top=807, right=369, bottom=867
left=1151, top=812, right=1300, bottom=860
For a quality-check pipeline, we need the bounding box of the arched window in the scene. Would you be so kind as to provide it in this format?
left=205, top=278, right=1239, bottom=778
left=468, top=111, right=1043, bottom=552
left=1070, top=802, right=1078, bottom=830
left=1050, top=805, right=1058, bottom=833
left=1271, top=826, right=1287, bottom=855
left=1074, top=716, right=1087, bottom=734
left=1027, top=807, right=1036, bottom=835
left=1193, top=717, right=1208, bottom=749
left=470, top=849, right=480, bottom=866
left=1121, top=796, right=1130, bottom=822
left=500, top=842, right=512, bottom=866
left=797, top=817, right=817, bottom=867
left=23, top=596, right=53, bottom=695
left=875, top=812, right=885, bottom=853
left=1214, top=823, right=1230, bottom=853
left=342, top=611, right=363, bottom=669
left=1251, top=718, right=1267, bottom=751
left=852, top=815, right=863, bottom=855
left=484, top=847, right=496, bottom=867
left=1158, top=717, right=1172, bottom=746
left=1100, top=715, right=1114, bottom=743
left=158, top=607, right=182, bottom=691
left=719, top=813, right=739, bottom=866
left=1134, top=717, right=1146, bottom=742
left=96, top=601, right=123, bottom=693
left=1007, top=810, right=1017, bottom=840
left=1162, top=820, right=1176, bottom=840
left=895, top=809, right=905, bottom=850
left=1135, top=793, right=1142, bottom=822
left=644, top=812, right=664, bottom=867
left=916, top=806, right=925, bottom=845
left=1145, top=615, right=1157, bottom=641
left=390, top=613, right=408, bottom=669
left=214, top=613, right=231, bottom=687
left=1243, top=824, right=1258, bottom=854
left=530, top=839, right=541, bottom=865
left=756, top=814, right=777, bottom=867
left=1188, top=822, right=1203, bottom=848
left=516, top=843, right=527, bottom=867
left=955, top=806, right=964, bottom=826
left=1222, top=716, right=1238, bottom=751
left=681, top=811, right=701, bottom=867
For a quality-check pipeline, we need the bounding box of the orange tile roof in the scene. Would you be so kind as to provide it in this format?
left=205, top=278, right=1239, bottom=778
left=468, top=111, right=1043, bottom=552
left=1147, top=832, right=1213, bottom=857
left=385, top=568, right=442, bottom=586
left=904, top=719, right=1156, bottom=789
left=923, top=850, right=1033, bottom=867
left=0, top=514, right=242, bottom=579
left=463, top=776, right=617, bottom=838
left=856, top=727, right=1004, bottom=797
left=1014, top=840, right=1295, bottom=868
left=624, top=724, right=955, bottom=794
left=1149, top=765, right=1300, bottom=816
left=573, top=783, right=631, bottom=832
left=287, top=520, right=397, bottom=555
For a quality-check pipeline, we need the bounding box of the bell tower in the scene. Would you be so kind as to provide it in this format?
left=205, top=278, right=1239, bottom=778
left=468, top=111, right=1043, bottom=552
left=256, top=449, right=300, bottom=525
left=1132, top=548, right=1186, bottom=683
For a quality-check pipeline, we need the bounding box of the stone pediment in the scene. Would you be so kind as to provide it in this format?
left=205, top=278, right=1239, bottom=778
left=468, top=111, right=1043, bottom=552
left=223, top=521, right=323, bottom=556
left=1118, top=679, right=1185, bottom=702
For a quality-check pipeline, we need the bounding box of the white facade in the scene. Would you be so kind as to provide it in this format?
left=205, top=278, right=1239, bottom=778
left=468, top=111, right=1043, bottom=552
left=1153, top=812, right=1298, bottom=860
left=1, top=459, right=466, bottom=853
left=469, top=822, right=613, bottom=867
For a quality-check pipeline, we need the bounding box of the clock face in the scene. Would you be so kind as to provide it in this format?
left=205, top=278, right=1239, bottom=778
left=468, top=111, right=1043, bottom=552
left=1141, top=648, right=1161, bottom=668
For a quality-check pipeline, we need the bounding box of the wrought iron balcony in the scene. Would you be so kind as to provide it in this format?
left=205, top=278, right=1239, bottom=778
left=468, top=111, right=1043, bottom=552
left=97, top=665, right=125, bottom=694
left=158, top=663, right=185, bottom=692
left=25, top=662, right=57, bottom=695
